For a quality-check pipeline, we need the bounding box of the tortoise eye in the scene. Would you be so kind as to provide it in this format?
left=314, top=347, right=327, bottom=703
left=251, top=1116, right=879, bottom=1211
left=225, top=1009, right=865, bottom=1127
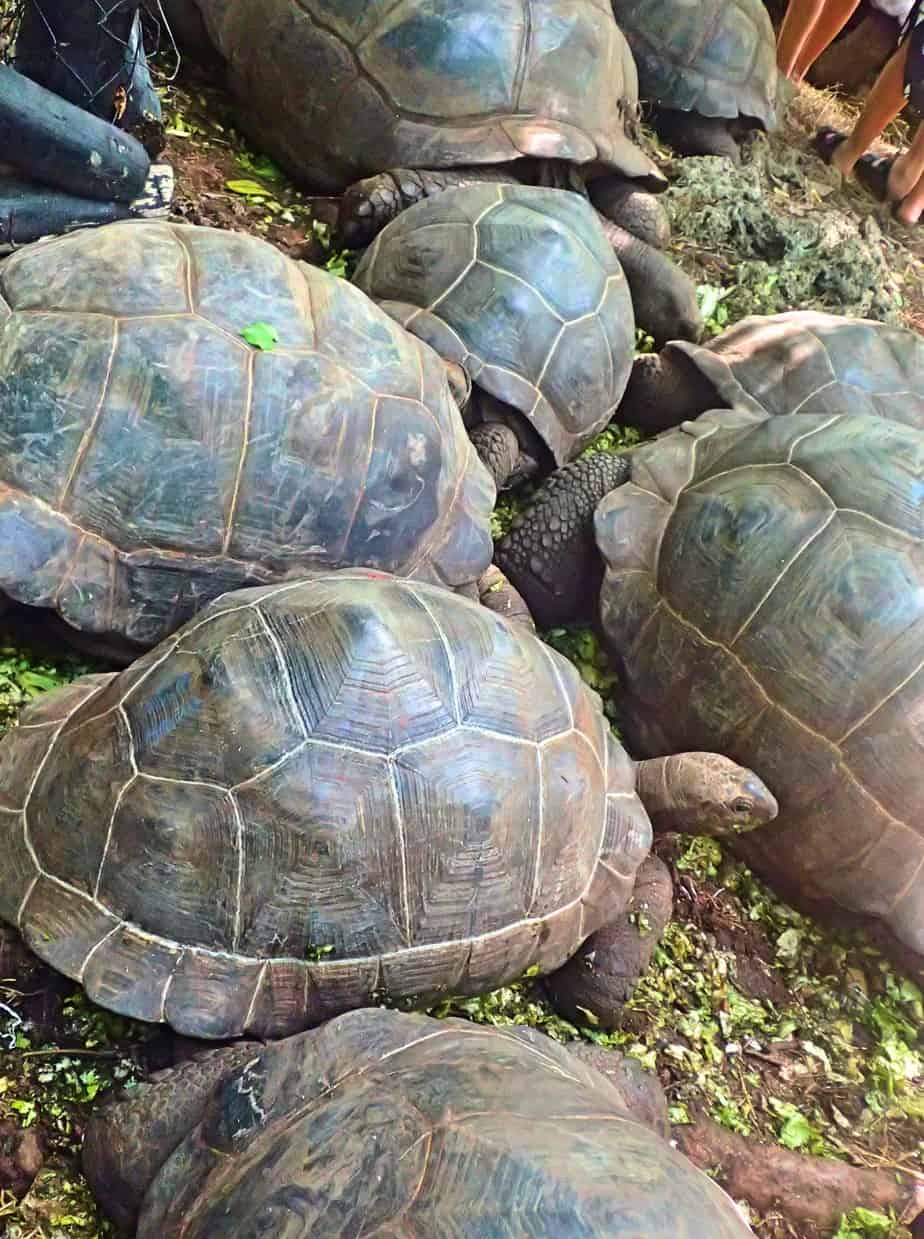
left=732, top=798, right=752, bottom=814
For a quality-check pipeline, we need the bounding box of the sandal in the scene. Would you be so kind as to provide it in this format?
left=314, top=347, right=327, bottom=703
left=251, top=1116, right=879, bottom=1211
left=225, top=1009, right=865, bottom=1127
left=853, top=153, right=895, bottom=203
left=813, top=126, right=846, bottom=164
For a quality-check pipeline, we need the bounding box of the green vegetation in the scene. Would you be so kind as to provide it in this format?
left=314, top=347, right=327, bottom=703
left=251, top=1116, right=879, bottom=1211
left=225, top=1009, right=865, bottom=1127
left=0, top=644, right=90, bottom=735
left=664, top=145, right=909, bottom=325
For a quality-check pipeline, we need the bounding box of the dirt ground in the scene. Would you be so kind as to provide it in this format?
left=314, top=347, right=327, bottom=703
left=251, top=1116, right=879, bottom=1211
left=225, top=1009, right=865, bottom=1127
left=0, top=46, right=922, bottom=1239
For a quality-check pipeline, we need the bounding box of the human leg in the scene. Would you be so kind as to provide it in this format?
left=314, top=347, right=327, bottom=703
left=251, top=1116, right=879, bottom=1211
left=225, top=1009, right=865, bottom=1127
left=894, top=123, right=924, bottom=223
left=830, top=41, right=909, bottom=176
left=791, top=0, right=862, bottom=80
left=777, top=0, right=831, bottom=78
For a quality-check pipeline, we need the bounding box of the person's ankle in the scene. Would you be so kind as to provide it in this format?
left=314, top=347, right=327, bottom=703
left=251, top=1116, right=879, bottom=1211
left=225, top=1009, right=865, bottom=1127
left=830, top=143, right=856, bottom=176
left=887, top=154, right=917, bottom=201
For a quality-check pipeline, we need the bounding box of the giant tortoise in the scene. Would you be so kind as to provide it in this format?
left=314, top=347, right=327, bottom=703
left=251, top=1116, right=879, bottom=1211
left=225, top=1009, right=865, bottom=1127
left=609, top=0, right=779, bottom=160
left=619, top=309, right=924, bottom=432
left=186, top=0, right=702, bottom=345
left=496, top=410, right=924, bottom=958
left=0, top=219, right=492, bottom=654
left=0, top=569, right=775, bottom=1040
left=353, top=185, right=637, bottom=488
left=82, top=1009, right=752, bottom=1237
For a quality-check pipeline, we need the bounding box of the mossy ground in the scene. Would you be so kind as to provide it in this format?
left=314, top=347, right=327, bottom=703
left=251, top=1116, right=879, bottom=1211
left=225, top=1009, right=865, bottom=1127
left=0, top=50, right=921, bottom=1239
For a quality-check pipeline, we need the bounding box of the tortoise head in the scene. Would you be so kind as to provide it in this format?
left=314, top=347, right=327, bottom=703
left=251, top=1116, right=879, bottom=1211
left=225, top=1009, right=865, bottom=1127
left=635, top=753, right=778, bottom=840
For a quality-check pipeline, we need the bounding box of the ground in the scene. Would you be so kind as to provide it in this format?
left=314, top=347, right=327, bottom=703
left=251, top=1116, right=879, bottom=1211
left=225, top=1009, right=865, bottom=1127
left=0, top=47, right=922, bottom=1239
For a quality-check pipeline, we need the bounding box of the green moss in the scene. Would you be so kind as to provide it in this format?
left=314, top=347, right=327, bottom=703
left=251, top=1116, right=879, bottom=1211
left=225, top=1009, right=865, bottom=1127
left=665, top=147, right=906, bottom=326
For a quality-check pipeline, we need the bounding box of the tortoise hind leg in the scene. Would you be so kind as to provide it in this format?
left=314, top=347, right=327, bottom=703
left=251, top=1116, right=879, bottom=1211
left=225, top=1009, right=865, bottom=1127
left=543, top=855, right=673, bottom=1029
left=337, top=168, right=518, bottom=247
left=494, top=452, right=630, bottom=630
left=654, top=109, right=742, bottom=163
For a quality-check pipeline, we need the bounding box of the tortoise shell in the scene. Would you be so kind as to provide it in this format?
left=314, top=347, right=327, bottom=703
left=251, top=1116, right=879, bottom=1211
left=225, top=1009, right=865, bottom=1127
left=353, top=185, right=636, bottom=467
left=596, top=411, right=924, bottom=952
left=660, top=309, right=924, bottom=429
left=193, top=0, right=661, bottom=191
left=0, top=220, right=492, bottom=648
left=610, top=0, right=778, bottom=127
left=0, top=571, right=652, bottom=1039
left=88, top=1009, right=752, bottom=1237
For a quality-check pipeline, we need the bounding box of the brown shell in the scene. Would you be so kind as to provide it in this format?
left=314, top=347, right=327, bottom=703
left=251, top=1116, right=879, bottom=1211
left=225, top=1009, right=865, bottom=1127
left=663, top=310, right=924, bottom=429
left=195, top=0, right=661, bottom=190
left=596, top=410, right=924, bottom=954
left=89, top=1011, right=751, bottom=1238
left=0, top=221, right=493, bottom=647
left=354, top=184, right=636, bottom=467
left=0, top=572, right=652, bottom=1039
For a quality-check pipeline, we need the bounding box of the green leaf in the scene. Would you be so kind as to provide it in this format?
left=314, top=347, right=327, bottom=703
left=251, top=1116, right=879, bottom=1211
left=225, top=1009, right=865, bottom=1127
left=778, top=1110, right=813, bottom=1149
left=225, top=178, right=271, bottom=199
left=237, top=153, right=284, bottom=182
left=240, top=322, right=279, bottom=351
left=833, top=1207, right=900, bottom=1238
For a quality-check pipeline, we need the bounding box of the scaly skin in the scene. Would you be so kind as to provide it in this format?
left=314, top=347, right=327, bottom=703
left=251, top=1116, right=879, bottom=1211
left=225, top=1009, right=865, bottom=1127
left=619, top=351, right=723, bottom=432
left=338, top=168, right=517, bottom=247
left=653, top=109, right=743, bottom=163
left=588, top=176, right=672, bottom=251
left=83, top=1042, right=263, bottom=1233
left=477, top=564, right=536, bottom=632
left=545, top=854, right=673, bottom=1028
left=494, top=452, right=630, bottom=629
left=468, top=421, right=538, bottom=491
left=599, top=219, right=702, bottom=345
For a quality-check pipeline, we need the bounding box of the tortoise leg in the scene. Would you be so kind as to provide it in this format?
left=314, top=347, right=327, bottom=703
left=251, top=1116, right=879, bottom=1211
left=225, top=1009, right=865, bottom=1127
left=654, top=109, right=742, bottom=164
left=566, top=1041, right=671, bottom=1137
left=337, top=167, right=518, bottom=247
left=468, top=422, right=537, bottom=491
left=618, top=350, right=722, bottom=432
left=477, top=564, right=536, bottom=632
left=494, top=452, right=629, bottom=630
left=588, top=175, right=671, bottom=251
left=598, top=218, right=702, bottom=346
left=544, top=854, right=674, bottom=1029
left=83, top=1043, right=261, bottom=1232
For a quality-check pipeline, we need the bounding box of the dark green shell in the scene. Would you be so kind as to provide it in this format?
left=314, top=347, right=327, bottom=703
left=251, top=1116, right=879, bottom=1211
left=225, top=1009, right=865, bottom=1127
left=662, top=310, right=924, bottom=429
left=596, top=411, right=924, bottom=954
left=193, top=0, right=660, bottom=190
left=354, top=185, right=636, bottom=466
left=610, top=0, right=778, bottom=127
left=0, top=571, right=651, bottom=1039
left=0, top=221, right=492, bottom=648
left=91, top=1009, right=752, bottom=1237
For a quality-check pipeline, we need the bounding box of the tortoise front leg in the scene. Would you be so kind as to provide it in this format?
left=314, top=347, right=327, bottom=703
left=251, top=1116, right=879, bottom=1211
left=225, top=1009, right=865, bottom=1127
left=588, top=175, right=671, bottom=251
left=544, top=854, right=673, bottom=1029
left=494, top=451, right=630, bottom=630
left=598, top=217, right=702, bottom=346
left=337, top=167, right=518, bottom=247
